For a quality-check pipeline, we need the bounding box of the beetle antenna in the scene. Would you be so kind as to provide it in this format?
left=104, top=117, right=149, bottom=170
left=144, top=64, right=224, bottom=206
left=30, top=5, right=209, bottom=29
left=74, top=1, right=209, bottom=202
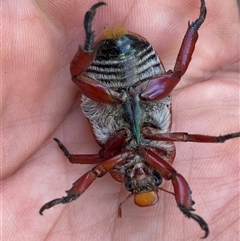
left=84, top=2, right=106, bottom=51
left=118, top=193, right=133, bottom=218
left=158, top=186, right=175, bottom=196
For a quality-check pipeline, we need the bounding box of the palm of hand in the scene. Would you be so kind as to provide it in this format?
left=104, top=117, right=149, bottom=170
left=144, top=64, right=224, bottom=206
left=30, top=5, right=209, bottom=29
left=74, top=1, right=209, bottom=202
left=2, top=1, right=239, bottom=240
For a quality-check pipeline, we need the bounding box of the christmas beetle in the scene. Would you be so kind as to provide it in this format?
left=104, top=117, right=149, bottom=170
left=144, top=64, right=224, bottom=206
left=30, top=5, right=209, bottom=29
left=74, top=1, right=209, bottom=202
left=40, top=1, right=240, bottom=238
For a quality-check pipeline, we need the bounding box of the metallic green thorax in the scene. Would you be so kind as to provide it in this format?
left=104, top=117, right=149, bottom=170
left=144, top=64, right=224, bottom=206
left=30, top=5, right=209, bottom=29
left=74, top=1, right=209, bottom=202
left=123, top=93, right=142, bottom=143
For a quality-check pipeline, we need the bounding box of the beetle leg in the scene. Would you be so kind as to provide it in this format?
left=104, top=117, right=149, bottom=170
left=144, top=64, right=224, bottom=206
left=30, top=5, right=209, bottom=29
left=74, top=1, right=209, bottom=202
left=139, top=148, right=209, bottom=239
left=172, top=173, right=209, bottom=239
left=140, top=0, right=206, bottom=101
left=71, top=54, right=123, bottom=103
left=70, top=2, right=125, bottom=104
left=53, top=129, right=128, bottom=164
left=83, top=2, right=106, bottom=51
left=98, top=128, right=129, bottom=158
left=70, top=2, right=106, bottom=77
left=142, top=126, right=240, bottom=143
left=140, top=71, right=181, bottom=100
left=70, top=47, right=95, bottom=79
left=173, top=0, right=206, bottom=75
left=70, top=2, right=121, bottom=103
left=148, top=146, right=176, bottom=164
left=39, top=150, right=133, bottom=214
left=73, top=75, right=124, bottom=103
left=53, top=138, right=104, bottom=164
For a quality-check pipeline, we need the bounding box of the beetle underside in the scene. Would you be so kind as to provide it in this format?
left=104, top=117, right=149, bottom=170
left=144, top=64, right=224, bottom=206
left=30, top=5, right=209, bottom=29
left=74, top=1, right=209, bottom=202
left=40, top=1, right=240, bottom=239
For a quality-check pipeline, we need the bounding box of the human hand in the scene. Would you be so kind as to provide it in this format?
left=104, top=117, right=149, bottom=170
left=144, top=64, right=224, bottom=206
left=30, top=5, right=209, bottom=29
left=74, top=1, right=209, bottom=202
left=2, top=0, right=239, bottom=240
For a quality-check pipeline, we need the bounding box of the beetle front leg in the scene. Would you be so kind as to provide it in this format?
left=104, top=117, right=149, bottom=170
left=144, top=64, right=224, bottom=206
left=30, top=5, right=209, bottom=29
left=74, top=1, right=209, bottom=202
left=140, top=0, right=206, bottom=101
left=172, top=174, right=209, bottom=239
left=140, top=148, right=209, bottom=238
left=39, top=150, right=133, bottom=214
left=39, top=171, right=96, bottom=215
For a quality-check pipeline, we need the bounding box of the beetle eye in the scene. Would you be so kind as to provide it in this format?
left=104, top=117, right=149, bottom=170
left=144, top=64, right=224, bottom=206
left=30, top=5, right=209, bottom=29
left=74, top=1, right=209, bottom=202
left=153, top=171, right=162, bottom=186
left=125, top=178, right=133, bottom=191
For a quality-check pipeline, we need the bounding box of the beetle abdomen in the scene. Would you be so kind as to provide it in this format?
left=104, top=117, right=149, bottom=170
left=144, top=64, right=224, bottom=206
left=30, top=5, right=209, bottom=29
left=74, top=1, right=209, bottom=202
left=84, top=34, right=165, bottom=88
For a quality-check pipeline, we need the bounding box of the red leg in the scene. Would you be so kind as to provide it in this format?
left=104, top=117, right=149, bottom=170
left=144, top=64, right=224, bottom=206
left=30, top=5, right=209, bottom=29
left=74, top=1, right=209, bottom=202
left=98, top=128, right=129, bottom=159
left=71, top=50, right=123, bottom=103
left=142, top=126, right=240, bottom=143
left=72, top=75, right=122, bottom=103
left=53, top=129, right=128, bottom=164
left=39, top=150, right=133, bottom=214
left=70, top=2, right=106, bottom=76
left=149, top=145, right=176, bottom=164
left=173, top=0, right=206, bottom=75
left=70, top=2, right=125, bottom=104
left=139, top=148, right=209, bottom=238
left=70, top=48, right=94, bottom=79
left=140, top=0, right=206, bottom=101
left=70, top=3, right=105, bottom=80
left=53, top=138, right=103, bottom=164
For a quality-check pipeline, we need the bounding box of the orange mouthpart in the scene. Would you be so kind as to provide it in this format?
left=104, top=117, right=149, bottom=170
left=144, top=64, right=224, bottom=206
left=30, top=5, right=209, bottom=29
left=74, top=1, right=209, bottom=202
left=134, top=191, right=159, bottom=207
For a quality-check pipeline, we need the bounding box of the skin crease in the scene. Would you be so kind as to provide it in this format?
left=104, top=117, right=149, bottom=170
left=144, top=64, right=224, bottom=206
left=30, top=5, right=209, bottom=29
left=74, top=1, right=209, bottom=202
left=2, top=0, right=240, bottom=240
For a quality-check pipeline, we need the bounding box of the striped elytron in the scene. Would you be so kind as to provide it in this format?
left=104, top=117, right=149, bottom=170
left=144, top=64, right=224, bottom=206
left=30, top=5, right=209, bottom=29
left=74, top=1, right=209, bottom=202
left=40, top=1, right=240, bottom=238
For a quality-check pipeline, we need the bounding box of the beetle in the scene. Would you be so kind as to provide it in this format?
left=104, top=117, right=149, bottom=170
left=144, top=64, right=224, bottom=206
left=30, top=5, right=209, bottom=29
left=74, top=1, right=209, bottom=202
left=39, top=1, right=240, bottom=238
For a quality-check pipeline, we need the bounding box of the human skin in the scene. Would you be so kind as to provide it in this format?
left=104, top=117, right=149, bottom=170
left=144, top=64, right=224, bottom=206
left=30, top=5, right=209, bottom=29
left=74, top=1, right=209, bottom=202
left=2, top=0, right=240, bottom=240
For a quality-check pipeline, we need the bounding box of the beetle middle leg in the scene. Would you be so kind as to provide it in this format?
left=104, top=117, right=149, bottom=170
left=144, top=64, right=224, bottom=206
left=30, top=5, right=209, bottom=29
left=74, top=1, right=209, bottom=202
left=53, top=129, right=129, bottom=164
left=142, top=126, right=240, bottom=143
left=39, top=150, right=133, bottom=215
left=53, top=138, right=104, bottom=164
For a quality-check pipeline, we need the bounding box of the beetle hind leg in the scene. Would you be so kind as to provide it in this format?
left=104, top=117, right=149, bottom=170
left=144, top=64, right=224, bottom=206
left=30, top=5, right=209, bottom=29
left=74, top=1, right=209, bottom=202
left=84, top=2, right=106, bottom=51
left=140, top=0, right=207, bottom=101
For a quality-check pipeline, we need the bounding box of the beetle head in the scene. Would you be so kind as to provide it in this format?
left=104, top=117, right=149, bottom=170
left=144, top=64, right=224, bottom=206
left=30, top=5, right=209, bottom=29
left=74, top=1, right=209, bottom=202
left=134, top=190, right=159, bottom=207
left=124, top=169, right=162, bottom=207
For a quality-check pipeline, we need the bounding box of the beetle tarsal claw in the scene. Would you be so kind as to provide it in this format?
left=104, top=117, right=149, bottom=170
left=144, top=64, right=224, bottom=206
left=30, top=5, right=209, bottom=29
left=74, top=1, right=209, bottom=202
left=178, top=205, right=209, bottom=239
left=39, top=194, right=81, bottom=215
left=39, top=198, right=64, bottom=215
left=189, top=0, right=206, bottom=30
left=53, top=138, right=71, bottom=159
